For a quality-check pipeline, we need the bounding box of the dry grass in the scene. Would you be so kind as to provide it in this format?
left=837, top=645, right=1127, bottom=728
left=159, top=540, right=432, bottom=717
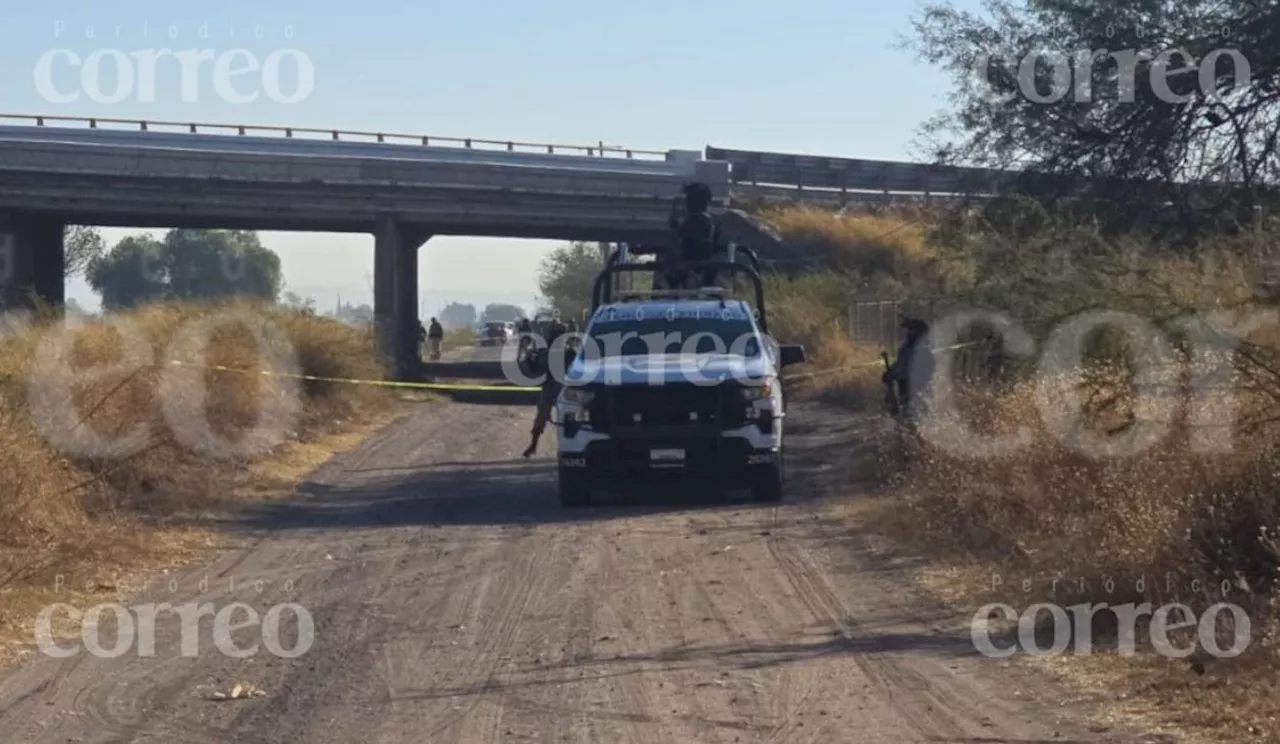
left=871, top=371, right=1280, bottom=742
left=760, top=204, right=975, bottom=294
left=765, top=270, right=884, bottom=407
left=764, top=202, right=1280, bottom=742
left=0, top=299, right=403, bottom=658
left=440, top=326, right=479, bottom=353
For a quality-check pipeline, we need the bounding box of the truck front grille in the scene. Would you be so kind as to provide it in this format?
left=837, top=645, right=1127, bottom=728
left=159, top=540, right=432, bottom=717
left=586, top=382, right=748, bottom=433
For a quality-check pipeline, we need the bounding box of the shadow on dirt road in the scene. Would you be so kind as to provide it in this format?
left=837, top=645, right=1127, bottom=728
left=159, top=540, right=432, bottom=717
left=232, top=396, right=892, bottom=532
left=0, top=398, right=1166, bottom=744
left=235, top=455, right=780, bottom=530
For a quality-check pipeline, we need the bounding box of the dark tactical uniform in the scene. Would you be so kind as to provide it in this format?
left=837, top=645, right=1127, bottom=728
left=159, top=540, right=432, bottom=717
left=522, top=322, right=577, bottom=458
left=516, top=318, right=535, bottom=364
left=664, top=182, right=722, bottom=289
left=882, top=319, right=935, bottom=422
left=416, top=319, right=429, bottom=360
left=426, top=318, right=444, bottom=360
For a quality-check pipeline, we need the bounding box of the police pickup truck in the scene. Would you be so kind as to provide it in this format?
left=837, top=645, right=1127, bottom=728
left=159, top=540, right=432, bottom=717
left=552, top=244, right=805, bottom=507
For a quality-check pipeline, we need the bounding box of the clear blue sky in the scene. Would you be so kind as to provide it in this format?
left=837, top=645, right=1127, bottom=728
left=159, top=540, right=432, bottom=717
left=0, top=0, right=977, bottom=313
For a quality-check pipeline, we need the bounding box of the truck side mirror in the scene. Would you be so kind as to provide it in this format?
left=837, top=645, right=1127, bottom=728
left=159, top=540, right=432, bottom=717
left=779, top=344, right=806, bottom=368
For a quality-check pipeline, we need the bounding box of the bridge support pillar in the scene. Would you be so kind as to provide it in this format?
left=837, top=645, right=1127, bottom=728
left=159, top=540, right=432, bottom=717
left=0, top=212, right=65, bottom=317
left=373, top=216, right=429, bottom=381
left=374, top=216, right=398, bottom=373
left=393, top=232, right=429, bottom=381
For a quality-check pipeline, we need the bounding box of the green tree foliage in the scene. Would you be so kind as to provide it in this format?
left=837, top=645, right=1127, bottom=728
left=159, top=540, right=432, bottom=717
left=63, top=225, right=105, bottom=278
left=438, top=301, right=477, bottom=329
left=86, top=235, right=169, bottom=310
left=537, top=242, right=606, bottom=322
left=280, top=290, right=317, bottom=315
left=907, top=0, right=1280, bottom=239
left=63, top=297, right=92, bottom=317
left=87, top=229, right=283, bottom=310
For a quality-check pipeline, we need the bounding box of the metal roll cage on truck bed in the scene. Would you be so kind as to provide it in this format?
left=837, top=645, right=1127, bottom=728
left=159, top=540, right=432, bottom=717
left=554, top=228, right=806, bottom=508
left=592, top=242, right=769, bottom=329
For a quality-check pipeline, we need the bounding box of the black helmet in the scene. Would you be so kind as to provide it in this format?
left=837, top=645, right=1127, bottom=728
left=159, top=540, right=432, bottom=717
left=682, top=182, right=713, bottom=206
left=901, top=317, right=929, bottom=335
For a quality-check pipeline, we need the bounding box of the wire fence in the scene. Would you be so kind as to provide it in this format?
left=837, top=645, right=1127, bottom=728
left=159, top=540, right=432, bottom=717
left=846, top=295, right=962, bottom=349
left=846, top=294, right=1002, bottom=383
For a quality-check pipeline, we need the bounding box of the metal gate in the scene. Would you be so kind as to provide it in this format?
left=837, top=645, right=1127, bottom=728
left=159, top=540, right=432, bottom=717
left=846, top=295, right=951, bottom=349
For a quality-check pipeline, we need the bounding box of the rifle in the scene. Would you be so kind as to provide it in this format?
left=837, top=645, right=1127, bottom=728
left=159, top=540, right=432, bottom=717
left=881, top=351, right=900, bottom=417
left=668, top=196, right=683, bottom=232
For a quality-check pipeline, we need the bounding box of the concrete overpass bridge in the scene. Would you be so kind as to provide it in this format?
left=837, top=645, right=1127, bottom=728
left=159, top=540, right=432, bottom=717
left=0, top=114, right=993, bottom=377
left=0, top=113, right=737, bottom=377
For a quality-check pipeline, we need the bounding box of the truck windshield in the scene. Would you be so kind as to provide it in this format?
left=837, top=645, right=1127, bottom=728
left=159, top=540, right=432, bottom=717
left=583, top=314, right=762, bottom=358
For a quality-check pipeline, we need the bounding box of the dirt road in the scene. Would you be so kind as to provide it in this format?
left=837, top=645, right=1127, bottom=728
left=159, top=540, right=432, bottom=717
left=0, top=400, right=1163, bottom=743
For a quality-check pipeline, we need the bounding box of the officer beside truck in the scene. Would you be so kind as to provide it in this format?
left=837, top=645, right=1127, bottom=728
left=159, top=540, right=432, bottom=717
left=521, top=319, right=578, bottom=459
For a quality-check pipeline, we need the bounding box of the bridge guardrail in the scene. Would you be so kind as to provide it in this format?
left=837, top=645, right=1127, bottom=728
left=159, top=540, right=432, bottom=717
left=730, top=182, right=983, bottom=207
left=0, top=113, right=669, bottom=160
left=706, top=145, right=1014, bottom=195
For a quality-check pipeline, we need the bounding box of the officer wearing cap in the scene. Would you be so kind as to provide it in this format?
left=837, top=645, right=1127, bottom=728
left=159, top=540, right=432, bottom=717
left=882, top=317, right=935, bottom=421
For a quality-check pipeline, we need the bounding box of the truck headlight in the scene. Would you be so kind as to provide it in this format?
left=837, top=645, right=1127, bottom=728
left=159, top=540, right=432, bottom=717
left=561, top=387, right=595, bottom=407
left=743, top=376, right=775, bottom=399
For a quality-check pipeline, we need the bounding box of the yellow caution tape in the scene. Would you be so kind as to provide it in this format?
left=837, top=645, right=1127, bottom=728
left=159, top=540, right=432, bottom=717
left=169, top=338, right=988, bottom=391
left=164, top=359, right=541, bottom=392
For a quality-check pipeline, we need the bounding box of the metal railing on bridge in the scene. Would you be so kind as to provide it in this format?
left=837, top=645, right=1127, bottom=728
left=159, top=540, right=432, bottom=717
left=708, top=145, right=1013, bottom=204
left=0, top=113, right=669, bottom=160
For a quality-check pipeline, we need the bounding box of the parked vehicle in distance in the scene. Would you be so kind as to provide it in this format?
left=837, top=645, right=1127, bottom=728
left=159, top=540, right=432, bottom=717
left=480, top=321, right=515, bottom=346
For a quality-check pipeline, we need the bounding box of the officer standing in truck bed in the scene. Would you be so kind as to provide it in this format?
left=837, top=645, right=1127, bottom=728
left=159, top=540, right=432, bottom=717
left=663, top=182, right=723, bottom=289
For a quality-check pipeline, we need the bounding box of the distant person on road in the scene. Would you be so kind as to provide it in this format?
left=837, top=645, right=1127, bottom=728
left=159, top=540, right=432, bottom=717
left=426, top=317, right=444, bottom=361
left=522, top=320, right=575, bottom=459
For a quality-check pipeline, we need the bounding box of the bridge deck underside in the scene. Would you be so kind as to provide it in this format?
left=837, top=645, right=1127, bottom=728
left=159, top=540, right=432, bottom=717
left=0, top=170, right=679, bottom=242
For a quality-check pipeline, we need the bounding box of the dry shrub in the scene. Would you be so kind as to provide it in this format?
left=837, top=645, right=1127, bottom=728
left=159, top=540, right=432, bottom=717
left=761, top=205, right=975, bottom=294
left=878, top=326, right=1280, bottom=739
left=442, top=326, right=478, bottom=352
left=762, top=205, right=933, bottom=271
left=766, top=271, right=884, bottom=406
left=885, top=222, right=1280, bottom=604
left=0, top=299, right=396, bottom=593
left=759, top=201, right=1280, bottom=739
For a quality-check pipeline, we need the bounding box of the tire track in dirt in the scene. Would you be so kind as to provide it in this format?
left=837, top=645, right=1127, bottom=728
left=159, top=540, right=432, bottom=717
left=416, top=533, right=559, bottom=742
left=0, top=399, right=1165, bottom=744
left=769, top=526, right=1045, bottom=741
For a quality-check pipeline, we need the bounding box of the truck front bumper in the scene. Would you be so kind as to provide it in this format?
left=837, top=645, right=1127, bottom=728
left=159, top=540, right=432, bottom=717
left=559, top=434, right=778, bottom=489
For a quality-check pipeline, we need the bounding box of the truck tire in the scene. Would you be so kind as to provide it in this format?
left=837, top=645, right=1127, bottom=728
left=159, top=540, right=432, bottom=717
left=558, top=469, right=592, bottom=508
left=751, top=459, right=784, bottom=503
